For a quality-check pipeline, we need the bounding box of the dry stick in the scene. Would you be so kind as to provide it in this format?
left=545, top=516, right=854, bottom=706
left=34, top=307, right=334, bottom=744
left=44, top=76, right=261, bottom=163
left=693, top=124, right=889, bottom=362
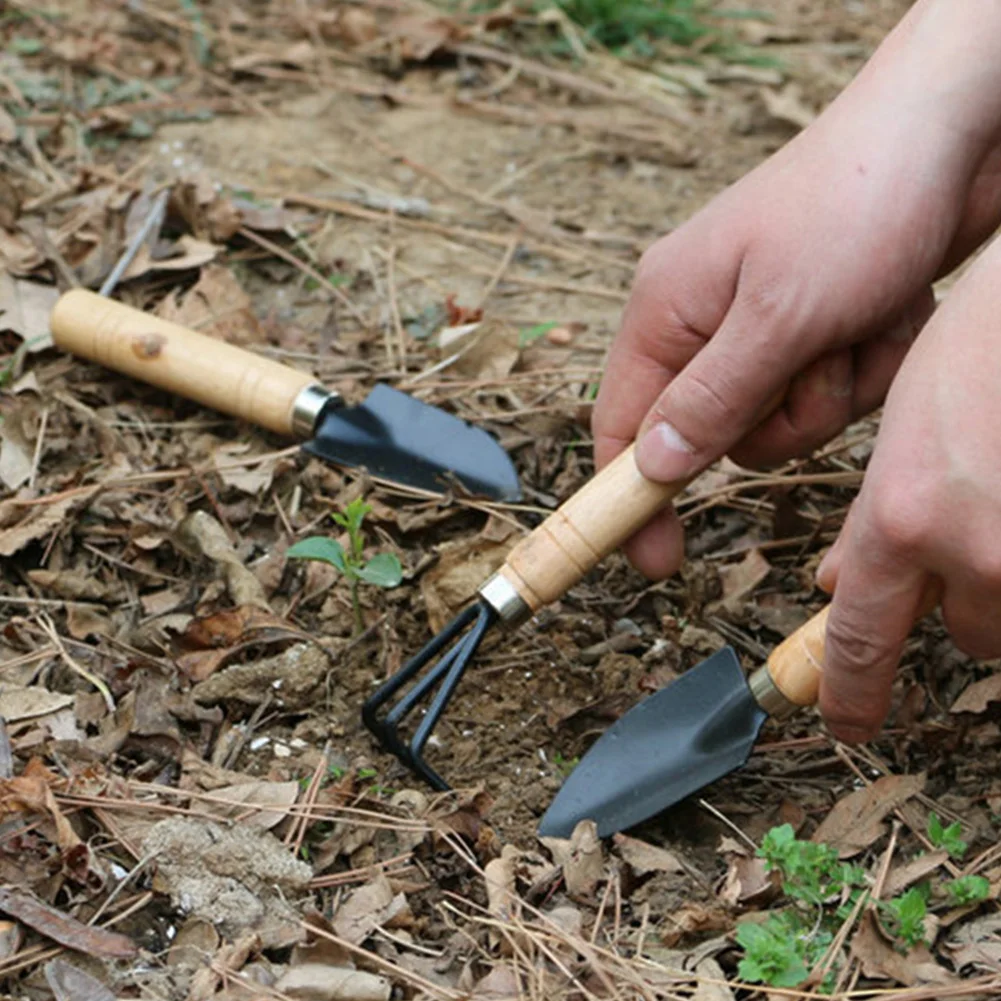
left=475, top=232, right=521, bottom=312
left=236, top=226, right=368, bottom=328
left=452, top=41, right=691, bottom=125
left=27, top=407, right=48, bottom=491
left=35, top=614, right=115, bottom=712
left=279, top=191, right=635, bottom=272
left=286, top=742, right=329, bottom=856
left=463, top=262, right=628, bottom=302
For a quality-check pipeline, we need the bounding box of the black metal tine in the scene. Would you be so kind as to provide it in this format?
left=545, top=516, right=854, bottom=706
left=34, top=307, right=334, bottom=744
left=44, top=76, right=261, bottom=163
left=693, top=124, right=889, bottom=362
left=360, top=599, right=498, bottom=791
left=362, top=603, right=479, bottom=738
left=407, top=605, right=495, bottom=788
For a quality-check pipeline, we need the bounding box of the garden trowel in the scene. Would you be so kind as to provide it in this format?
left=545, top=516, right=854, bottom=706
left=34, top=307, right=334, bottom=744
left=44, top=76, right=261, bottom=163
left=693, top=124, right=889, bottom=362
left=48, top=289, right=522, bottom=501
left=538, top=588, right=938, bottom=840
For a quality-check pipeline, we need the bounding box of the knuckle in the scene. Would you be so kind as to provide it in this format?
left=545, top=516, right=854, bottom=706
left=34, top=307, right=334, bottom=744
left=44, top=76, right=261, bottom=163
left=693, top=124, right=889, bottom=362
left=864, top=481, right=935, bottom=557
left=661, top=367, right=742, bottom=438
left=824, top=612, right=888, bottom=675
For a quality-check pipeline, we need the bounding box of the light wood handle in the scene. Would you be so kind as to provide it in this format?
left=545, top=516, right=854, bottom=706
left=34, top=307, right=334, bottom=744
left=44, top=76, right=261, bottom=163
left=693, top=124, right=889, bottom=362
left=498, top=443, right=687, bottom=611
left=764, top=584, right=943, bottom=707
left=50, top=289, right=319, bottom=436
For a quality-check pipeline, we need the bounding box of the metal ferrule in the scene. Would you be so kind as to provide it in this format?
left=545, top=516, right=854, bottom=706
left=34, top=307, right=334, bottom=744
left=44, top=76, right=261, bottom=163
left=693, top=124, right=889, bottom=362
left=748, top=666, right=799, bottom=719
left=478, top=572, right=531, bottom=628
left=290, top=384, right=336, bottom=438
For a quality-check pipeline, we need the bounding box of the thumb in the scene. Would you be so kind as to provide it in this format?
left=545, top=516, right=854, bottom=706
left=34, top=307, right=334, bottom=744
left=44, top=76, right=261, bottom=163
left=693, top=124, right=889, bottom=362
left=633, top=307, right=799, bottom=483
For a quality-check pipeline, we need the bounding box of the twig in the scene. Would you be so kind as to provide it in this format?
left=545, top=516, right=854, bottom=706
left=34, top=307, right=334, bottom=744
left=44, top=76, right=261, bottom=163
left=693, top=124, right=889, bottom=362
left=475, top=232, right=520, bottom=311
left=35, top=614, right=115, bottom=713
left=27, top=407, right=48, bottom=491
left=237, top=226, right=368, bottom=328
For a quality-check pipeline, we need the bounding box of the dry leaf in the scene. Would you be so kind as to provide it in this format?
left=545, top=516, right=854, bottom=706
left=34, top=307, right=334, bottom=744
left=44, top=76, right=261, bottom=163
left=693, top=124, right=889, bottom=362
left=0, top=421, right=33, bottom=491
left=157, top=263, right=262, bottom=346
left=613, top=834, right=684, bottom=876
left=719, top=854, right=775, bottom=906
left=0, top=488, right=97, bottom=557
left=420, top=524, right=516, bottom=632
left=332, top=872, right=400, bottom=945
left=0, top=685, right=74, bottom=723
left=945, top=913, right=1001, bottom=972
left=44, top=959, right=116, bottom=1001
left=274, top=963, right=392, bottom=1000
left=214, top=442, right=277, bottom=495
left=660, top=904, right=733, bottom=947
left=206, top=780, right=300, bottom=830
left=0, top=272, right=58, bottom=349
left=718, top=548, right=770, bottom=605
left=484, top=847, right=517, bottom=921
left=541, top=819, right=604, bottom=897
left=123, top=234, right=220, bottom=279
left=27, top=568, right=111, bottom=600
left=882, top=850, right=950, bottom=899
left=693, top=957, right=736, bottom=1001
left=812, top=773, right=925, bottom=857
left=473, top=963, right=521, bottom=999
left=0, top=887, right=136, bottom=959
left=439, top=318, right=520, bottom=382
left=0, top=228, right=44, bottom=275
left=851, top=911, right=953, bottom=986
left=177, top=510, right=271, bottom=609
left=951, top=673, right=1001, bottom=714
left=167, top=916, right=220, bottom=968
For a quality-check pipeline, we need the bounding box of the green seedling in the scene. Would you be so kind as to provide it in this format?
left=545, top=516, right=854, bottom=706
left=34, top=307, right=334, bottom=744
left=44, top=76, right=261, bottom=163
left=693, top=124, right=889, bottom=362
left=287, top=498, right=403, bottom=634
left=879, top=885, right=929, bottom=949
left=928, top=812, right=967, bottom=860
left=736, top=825, right=867, bottom=992
left=946, top=875, right=990, bottom=906
left=552, top=751, right=579, bottom=777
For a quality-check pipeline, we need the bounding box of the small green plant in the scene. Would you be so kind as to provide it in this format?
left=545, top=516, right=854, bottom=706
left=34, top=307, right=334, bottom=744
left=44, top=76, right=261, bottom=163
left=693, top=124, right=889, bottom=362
left=736, top=916, right=811, bottom=989
left=879, top=885, right=929, bottom=949
left=552, top=751, right=579, bottom=776
left=928, top=812, right=967, bottom=860
left=759, top=824, right=866, bottom=908
left=736, top=825, right=867, bottom=991
left=946, top=875, right=990, bottom=906
left=287, top=498, right=403, bottom=634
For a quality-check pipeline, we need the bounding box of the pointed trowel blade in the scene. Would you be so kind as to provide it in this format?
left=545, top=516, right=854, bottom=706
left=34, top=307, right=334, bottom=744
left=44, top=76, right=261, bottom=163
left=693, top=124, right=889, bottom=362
left=303, top=384, right=522, bottom=502
left=537, top=647, right=767, bottom=839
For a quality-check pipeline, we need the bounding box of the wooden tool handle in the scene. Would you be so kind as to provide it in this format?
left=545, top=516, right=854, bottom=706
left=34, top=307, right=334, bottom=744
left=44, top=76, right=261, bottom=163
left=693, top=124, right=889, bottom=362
left=498, top=443, right=687, bottom=611
left=764, top=584, right=943, bottom=707
left=50, top=289, right=319, bottom=436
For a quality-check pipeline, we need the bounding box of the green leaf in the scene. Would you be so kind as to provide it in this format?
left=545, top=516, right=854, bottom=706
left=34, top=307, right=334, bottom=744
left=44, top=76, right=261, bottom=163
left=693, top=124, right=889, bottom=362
left=947, top=875, right=990, bottom=906
left=286, top=536, right=347, bottom=572
left=357, top=553, right=403, bottom=588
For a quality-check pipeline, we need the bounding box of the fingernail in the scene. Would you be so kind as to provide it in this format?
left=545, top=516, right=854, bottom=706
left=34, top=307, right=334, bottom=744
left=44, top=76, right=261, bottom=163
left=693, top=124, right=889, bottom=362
left=636, top=421, right=696, bottom=482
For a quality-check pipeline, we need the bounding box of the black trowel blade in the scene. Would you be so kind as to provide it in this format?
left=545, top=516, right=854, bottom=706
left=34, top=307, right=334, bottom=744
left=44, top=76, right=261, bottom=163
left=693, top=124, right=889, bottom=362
left=303, top=383, right=522, bottom=502
left=537, top=647, right=767, bottom=839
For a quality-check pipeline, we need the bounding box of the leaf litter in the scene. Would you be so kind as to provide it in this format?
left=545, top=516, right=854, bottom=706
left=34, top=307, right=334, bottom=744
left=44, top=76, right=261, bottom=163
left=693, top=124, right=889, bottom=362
left=0, top=0, right=998, bottom=998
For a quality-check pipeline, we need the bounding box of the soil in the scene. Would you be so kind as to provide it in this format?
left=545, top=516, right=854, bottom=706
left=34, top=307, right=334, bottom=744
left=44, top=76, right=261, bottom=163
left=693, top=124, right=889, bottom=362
left=3, top=1, right=1001, bottom=998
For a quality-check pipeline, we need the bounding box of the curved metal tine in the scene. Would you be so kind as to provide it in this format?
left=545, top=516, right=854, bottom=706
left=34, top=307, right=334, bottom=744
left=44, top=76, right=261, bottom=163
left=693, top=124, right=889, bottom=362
left=362, top=603, right=479, bottom=735
left=372, top=627, right=479, bottom=779
left=409, top=606, right=494, bottom=766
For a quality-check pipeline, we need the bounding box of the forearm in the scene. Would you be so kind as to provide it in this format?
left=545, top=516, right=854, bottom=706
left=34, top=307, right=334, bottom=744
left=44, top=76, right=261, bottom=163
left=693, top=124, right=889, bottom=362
left=838, top=0, right=1001, bottom=161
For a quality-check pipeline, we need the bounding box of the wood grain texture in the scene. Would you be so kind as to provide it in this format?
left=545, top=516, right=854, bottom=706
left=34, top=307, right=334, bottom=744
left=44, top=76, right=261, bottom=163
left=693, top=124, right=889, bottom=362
left=765, top=606, right=829, bottom=707
left=50, top=289, right=318, bottom=435
left=499, top=444, right=688, bottom=611
left=764, top=582, right=942, bottom=708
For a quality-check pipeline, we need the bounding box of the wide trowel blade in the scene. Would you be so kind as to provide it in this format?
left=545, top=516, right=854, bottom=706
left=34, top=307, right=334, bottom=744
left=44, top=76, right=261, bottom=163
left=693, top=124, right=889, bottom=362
left=304, top=384, right=522, bottom=502
left=537, top=647, right=768, bottom=839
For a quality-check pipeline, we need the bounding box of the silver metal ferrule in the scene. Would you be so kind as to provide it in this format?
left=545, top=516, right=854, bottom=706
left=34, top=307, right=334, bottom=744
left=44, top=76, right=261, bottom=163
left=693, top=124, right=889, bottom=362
left=478, top=572, right=531, bottom=628
left=290, top=384, right=336, bottom=438
left=748, top=666, right=799, bottom=719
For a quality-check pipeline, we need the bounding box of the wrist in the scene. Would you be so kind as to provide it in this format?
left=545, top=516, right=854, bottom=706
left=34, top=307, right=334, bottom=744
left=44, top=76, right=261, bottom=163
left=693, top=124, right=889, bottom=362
left=843, top=0, right=1001, bottom=164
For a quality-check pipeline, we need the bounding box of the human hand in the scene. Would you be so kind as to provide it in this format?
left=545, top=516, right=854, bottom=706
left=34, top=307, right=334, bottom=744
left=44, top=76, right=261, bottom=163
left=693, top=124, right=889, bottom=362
left=593, top=0, right=1001, bottom=582
left=814, top=231, right=1001, bottom=741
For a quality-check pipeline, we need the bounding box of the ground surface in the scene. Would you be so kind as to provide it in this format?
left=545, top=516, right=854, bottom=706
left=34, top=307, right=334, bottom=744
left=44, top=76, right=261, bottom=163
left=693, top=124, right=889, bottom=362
left=3, top=1, right=1001, bottom=999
